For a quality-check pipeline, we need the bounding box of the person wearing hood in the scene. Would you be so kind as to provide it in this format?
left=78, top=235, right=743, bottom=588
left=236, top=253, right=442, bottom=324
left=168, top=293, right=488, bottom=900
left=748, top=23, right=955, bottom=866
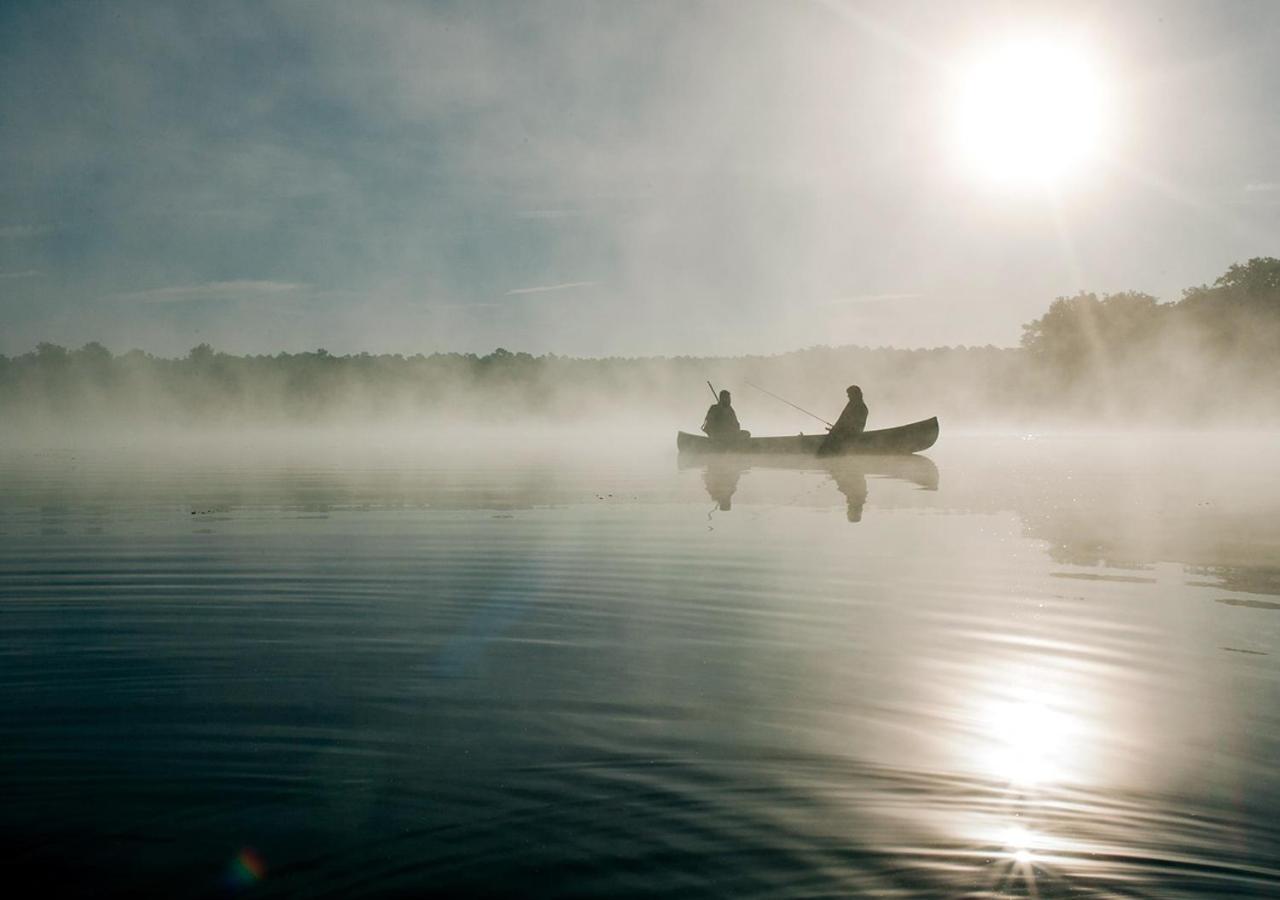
left=702, top=390, right=749, bottom=442
left=818, top=385, right=868, bottom=456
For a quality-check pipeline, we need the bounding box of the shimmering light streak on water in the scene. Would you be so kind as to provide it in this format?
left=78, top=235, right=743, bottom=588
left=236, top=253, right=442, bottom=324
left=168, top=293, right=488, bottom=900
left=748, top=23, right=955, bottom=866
left=1, top=433, right=1279, bottom=897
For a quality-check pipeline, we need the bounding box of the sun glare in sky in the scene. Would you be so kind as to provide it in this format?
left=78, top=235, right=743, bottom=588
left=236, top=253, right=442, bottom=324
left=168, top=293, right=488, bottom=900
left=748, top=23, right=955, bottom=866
left=952, top=36, right=1109, bottom=188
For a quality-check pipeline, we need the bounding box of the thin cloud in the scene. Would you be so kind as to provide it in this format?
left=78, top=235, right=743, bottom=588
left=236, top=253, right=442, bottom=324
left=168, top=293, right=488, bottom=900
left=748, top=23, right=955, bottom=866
left=504, top=281, right=598, bottom=296
left=109, top=280, right=306, bottom=303
left=0, top=269, right=42, bottom=279
left=514, top=209, right=587, bottom=220
left=0, top=224, right=55, bottom=239
left=826, top=292, right=923, bottom=307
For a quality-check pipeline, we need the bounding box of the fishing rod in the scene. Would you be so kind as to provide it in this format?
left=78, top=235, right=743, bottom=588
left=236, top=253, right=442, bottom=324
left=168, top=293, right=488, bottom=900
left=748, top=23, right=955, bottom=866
left=706, top=380, right=719, bottom=400
left=744, top=381, right=834, bottom=429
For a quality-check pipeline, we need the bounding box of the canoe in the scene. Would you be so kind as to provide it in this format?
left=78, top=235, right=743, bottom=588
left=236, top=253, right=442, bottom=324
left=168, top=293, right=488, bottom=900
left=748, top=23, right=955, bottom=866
left=676, top=416, right=939, bottom=456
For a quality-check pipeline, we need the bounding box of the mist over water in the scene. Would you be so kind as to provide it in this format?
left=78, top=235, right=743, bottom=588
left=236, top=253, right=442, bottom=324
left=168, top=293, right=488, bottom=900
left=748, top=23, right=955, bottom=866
left=3, top=431, right=1279, bottom=897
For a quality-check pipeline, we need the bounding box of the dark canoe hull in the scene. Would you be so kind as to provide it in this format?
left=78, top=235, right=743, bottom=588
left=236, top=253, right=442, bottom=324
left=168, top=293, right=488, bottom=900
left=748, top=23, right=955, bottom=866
left=676, top=416, right=939, bottom=456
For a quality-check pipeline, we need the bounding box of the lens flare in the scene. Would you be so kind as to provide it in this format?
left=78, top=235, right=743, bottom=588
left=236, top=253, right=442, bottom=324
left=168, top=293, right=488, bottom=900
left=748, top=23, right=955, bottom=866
left=225, top=847, right=266, bottom=889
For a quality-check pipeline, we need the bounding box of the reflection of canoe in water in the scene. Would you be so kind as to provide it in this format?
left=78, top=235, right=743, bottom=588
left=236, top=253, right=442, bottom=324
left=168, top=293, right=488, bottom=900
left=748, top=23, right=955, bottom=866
left=677, top=450, right=939, bottom=491
left=676, top=416, right=939, bottom=456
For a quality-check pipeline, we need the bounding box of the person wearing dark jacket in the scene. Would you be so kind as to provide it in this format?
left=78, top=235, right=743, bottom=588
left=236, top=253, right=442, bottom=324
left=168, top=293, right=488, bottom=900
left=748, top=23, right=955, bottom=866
left=818, top=385, right=868, bottom=456
left=702, top=390, right=749, bottom=442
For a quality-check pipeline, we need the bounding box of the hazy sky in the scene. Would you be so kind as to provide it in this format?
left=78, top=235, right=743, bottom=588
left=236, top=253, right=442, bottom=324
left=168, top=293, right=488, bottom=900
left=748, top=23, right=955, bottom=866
left=2, top=0, right=1278, bottom=356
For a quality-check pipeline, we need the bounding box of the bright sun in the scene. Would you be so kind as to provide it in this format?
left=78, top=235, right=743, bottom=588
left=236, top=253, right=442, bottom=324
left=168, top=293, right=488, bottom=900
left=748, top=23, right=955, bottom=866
left=952, top=37, right=1108, bottom=187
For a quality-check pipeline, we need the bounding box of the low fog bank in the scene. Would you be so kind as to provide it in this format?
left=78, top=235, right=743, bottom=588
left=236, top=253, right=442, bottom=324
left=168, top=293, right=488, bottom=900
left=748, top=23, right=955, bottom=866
left=0, top=343, right=1015, bottom=436
left=4, top=258, right=1279, bottom=433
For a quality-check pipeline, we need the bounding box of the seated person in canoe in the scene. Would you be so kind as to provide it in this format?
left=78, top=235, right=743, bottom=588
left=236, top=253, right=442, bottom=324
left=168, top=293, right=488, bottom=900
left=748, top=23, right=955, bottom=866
left=817, top=385, right=868, bottom=456
left=702, top=390, right=750, bottom=442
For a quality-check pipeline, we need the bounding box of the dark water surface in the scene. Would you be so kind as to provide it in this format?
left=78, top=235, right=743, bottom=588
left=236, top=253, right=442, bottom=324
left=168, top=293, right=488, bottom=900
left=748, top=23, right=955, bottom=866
left=3, top=433, right=1280, bottom=897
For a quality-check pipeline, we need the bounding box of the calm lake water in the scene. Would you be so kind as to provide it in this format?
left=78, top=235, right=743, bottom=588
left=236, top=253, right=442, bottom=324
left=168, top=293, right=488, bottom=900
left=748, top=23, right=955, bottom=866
left=3, top=432, right=1279, bottom=897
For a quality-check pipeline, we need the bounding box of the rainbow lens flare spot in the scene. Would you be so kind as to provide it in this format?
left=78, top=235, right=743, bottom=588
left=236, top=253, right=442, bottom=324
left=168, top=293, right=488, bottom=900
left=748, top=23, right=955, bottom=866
left=226, top=848, right=266, bottom=889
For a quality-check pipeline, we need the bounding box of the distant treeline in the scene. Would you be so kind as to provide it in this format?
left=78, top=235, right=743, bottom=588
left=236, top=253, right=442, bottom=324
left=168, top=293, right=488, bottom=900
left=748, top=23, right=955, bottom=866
left=3, top=257, right=1278, bottom=427
left=1020, top=256, right=1280, bottom=419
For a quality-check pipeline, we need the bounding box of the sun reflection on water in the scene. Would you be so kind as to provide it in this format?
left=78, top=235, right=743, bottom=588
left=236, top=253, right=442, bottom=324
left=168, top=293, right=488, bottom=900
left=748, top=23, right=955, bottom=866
left=960, top=662, right=1101, bottom=894
left=966, top=656, right=1098, bottom=793
left=980, top=697, right=1077, bottom=787
left=1002, top=824, right=1035, bottom=857
left=988, top=823, right=1045, bottom=896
